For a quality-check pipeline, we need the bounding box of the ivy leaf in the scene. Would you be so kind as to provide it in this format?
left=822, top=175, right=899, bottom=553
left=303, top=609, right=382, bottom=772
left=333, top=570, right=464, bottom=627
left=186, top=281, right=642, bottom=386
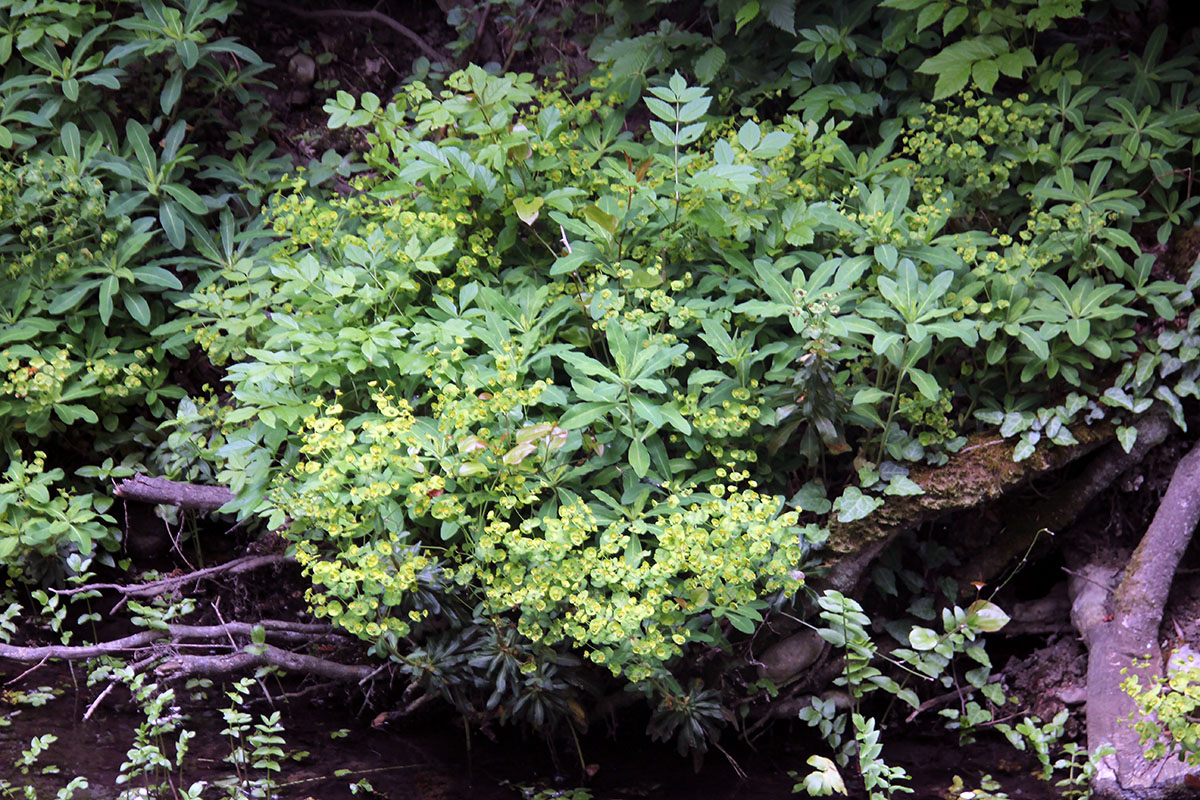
left=832, top=487, right=883, bottom=523
left=1116, top=425, right=1139, bottom=453
left=789, top=481, right=832, bottom=514
left=884, top=476, right=924, bottom=496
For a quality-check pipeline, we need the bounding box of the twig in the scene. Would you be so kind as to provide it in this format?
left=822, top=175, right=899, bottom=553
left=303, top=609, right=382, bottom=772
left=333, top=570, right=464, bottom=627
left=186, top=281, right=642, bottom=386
left=82, top=682, right=116, bottom=721
left=4, top=655, right=49, bottom=686
left=905, top=674, right=1004, bottom=723
left=50, top=555, right=293, bottom=598
left=248, top=0, right=448, bottom=64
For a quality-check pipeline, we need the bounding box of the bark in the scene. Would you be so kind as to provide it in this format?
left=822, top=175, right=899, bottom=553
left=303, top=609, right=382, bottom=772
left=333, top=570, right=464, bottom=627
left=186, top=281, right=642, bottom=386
left=759, top=421, right=1114, bottom=684
left=0, top=619, right=343, bottom=662
left=0, top=620, right=373, bottom=683
left=1071, top=435, right=1200, bottom=799
left=822, top=419, right=1114, bottom=594
left=50, top=555, right=293, bottom=599
left=967, top=410, right=1173, bottom=584
left=113, top=474, right=235, bottom=511
left=154, top=644, right=379, bottom=683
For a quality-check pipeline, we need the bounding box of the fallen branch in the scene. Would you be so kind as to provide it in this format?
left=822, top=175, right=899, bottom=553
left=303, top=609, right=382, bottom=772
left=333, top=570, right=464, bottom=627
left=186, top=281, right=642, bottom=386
left=248, top=0, right=449, bottom=64
left=0, top=619, right=344, bottom=662
left=154, top=643, right=379, bottom=683
left=113, top=475, right=235, bottom=512
left=50, top=555, right=293, bottom=598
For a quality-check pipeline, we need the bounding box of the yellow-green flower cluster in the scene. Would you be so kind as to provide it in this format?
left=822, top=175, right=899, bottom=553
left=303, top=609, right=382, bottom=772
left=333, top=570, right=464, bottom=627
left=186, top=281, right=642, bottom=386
left=676, top=390, right=762, bottom=438
left=465, top=487, right=805, bottom=682
left=900, top=94, right=1049, bottom=208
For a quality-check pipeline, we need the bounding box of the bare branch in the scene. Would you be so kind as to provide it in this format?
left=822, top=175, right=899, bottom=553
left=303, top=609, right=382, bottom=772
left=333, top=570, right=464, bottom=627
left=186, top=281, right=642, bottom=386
left=113, top=475, right=234, bottom=511
left=246, top=0, right=449, bottom=64
left=52, top=555, right=293, bottom=598
left=0, top=620, right=345, bottom=662
left=155, top=644, right=379, bottom=683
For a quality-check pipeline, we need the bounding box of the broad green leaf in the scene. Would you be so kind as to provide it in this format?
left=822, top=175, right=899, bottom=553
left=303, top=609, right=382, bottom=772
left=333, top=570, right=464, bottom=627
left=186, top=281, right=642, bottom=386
left=833, top=486, right=883, bottom=523
left=513, top=196, right=543, bottom=226
left=967, top=600, right=1010, bottom=633
left=908, top=626, right=939, bottom=650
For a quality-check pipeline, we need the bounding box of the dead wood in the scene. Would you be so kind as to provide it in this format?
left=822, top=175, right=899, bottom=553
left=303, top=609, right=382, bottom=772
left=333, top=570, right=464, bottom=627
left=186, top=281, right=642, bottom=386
left=759, top=421, right=1114, bottom=685
left=0, top=619, right=372, bottom=682
left=50, top=555, right=293, bottom=599
left=113, top=474, right=235, bottom=511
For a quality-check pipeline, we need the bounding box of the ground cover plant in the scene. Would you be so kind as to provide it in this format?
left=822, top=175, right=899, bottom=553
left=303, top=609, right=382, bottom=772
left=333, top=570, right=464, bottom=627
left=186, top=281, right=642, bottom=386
left=3, top=0, right=1200, bottom=798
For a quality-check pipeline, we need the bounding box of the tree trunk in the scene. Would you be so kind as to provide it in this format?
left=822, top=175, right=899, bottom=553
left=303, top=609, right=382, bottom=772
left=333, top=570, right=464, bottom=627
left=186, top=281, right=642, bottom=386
left=1072, top=436, right=1200, bottom=799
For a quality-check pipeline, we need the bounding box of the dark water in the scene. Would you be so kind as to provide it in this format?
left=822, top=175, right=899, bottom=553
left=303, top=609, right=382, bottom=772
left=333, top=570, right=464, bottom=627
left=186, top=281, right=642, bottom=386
left=0, top=667, right=1050, bottom=800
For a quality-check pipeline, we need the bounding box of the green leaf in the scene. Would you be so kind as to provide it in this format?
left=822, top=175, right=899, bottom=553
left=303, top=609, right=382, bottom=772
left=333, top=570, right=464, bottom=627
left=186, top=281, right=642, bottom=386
left=833, top=486, right=883, bottom=523
left=99, top=275, right=118, bottom=325
left=163, top=184, right=209, bottom=215
left=735, top=0, right=760, bottom=33
left=908, top=367, right=941, bottom=402
left=1116, top=425, right=1138, bottom=453
left=761, top=0, right=795, bottom=33
left=582, top=204, right=618, bottom=236
left=161, top=70, right=183, bottom=114
left=908, top=626, right=939, bottom=650
left=48, top=281, right=99, bottom=314
left=513, top=196, right=543, bottom=226
left=971, top=58, right=999, bottom=94
left=943, top=5, right=969, bottom=34
left=967, top=600, right=1010, bottom=633
left=123, top=293, right=151, bottom=326
left=629, top=439, right=649, bottom=478
left=916, top=36, right=1004, bottom=100
left=558, top=402, right=615, bottom=429
left=159, top=199, right=186, bottom=249
left=694, top=46, right=726, bottom=84
left=125, top=119, right=156, bottom=175
left=60, top=122, right=80, bottom=161
left=790, top=481, right=832, bottom=514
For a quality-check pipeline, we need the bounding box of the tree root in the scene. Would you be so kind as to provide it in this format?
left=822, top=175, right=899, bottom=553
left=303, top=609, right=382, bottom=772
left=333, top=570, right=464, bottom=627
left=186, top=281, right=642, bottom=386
left=1070, top=434, right=1200, bottom=799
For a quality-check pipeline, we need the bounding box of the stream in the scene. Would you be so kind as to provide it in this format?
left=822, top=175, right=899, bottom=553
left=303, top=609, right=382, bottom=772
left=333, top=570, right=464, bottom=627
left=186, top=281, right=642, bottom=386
left=0, top=664, right=1053, bottom=800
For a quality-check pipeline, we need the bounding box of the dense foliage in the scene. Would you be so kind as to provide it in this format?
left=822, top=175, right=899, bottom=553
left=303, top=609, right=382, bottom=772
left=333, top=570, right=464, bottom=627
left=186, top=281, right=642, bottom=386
left=3, top=0, right=1200, bottom=796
